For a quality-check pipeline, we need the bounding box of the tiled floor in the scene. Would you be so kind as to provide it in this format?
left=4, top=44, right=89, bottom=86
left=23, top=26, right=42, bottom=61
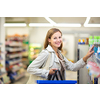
left=13, top=70, right=77, bottom=84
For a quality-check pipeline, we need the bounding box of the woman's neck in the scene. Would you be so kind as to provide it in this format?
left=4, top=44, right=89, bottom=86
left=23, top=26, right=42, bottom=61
left=50, top=45, right=61, bottom=59
left=52, top=46, right=58, bottom=53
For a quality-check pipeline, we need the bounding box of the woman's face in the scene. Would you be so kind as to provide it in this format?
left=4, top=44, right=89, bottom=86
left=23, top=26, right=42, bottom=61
left=48, top=31, right=62, bottom=49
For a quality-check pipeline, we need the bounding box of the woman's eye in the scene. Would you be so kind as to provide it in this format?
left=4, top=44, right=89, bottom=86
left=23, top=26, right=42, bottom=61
left=54, top=37, right=61, bottom=39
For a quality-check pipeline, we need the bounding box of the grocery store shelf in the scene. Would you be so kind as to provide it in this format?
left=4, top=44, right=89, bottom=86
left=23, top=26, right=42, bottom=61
left=6, top=47, right=22, bottom=52
left=6, top=41, right=22, bottom=46
left=0, top=72, right=7, bottom=78
left=6, top=59, right=22, bottom=65
left=13, top=72, right=26, bottom=81
left=22, top=58, right=28, bottom=61
left=5, top=34, right=29, bottom=84
left=12, top=66, right=22, bottom=72
left=7, top=53, right=22, bottom=58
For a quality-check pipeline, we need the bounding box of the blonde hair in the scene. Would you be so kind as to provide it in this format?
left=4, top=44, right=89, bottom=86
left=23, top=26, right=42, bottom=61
left=44, top=28, right=63, bottom=51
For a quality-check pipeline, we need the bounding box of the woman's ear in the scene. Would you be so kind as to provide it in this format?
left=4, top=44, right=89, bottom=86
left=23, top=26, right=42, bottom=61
left=48, top=38, right=51, bottom=43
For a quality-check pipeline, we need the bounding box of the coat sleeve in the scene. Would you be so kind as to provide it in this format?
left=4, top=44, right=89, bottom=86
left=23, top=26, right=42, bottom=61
left=27, top=50, right=49, bottom=79
left=64, top=57, right=87, bottom=71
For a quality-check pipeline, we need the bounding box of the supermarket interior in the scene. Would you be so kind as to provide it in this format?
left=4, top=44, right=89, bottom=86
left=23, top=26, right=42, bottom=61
left=0, top=17, right=100, bottom=84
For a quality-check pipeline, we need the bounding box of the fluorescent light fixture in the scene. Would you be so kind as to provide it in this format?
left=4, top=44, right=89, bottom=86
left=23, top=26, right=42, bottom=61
left=44, top=17, right=56, bottom=25
left=29, top=23, right=81, bottom=27
left=55, top=23, right=81, bottom=27
left=44, top=17, right=81, bottom=27
left=29, top=23, right=53, bottom=27
left=29, top=17, right=82, bottom=27
left=84, top=17, right=90, bottom=25
left=84, top=17, right=100, bottom=27
left=4, top=23, right=27, bottom=27
left=84, top=24, right=100, bottom=27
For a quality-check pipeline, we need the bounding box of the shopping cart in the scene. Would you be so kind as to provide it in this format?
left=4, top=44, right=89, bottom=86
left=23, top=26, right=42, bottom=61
left=36, top=70, right=77, bottom=84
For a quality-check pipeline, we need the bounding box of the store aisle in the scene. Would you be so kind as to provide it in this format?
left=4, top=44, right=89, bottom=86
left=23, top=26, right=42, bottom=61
left=13, top=70, right=30, bottom=84
left=13, top=70, right=77, bottom=84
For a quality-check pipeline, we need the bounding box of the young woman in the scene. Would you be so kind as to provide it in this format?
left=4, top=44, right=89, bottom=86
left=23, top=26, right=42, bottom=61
left=27, top=28, right=94, bottom=83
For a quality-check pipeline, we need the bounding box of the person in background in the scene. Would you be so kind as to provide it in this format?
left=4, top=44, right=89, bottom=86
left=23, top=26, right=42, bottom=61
left=27, top=28, right=94, bottom=81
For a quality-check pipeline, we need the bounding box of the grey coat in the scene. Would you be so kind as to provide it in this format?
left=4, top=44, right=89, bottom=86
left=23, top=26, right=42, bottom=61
left=27, top=45, right=86, bottom=79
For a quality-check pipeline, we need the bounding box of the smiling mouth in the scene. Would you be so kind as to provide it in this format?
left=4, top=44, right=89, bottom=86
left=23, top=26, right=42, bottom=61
left=56, top=43, right=61, bottom=45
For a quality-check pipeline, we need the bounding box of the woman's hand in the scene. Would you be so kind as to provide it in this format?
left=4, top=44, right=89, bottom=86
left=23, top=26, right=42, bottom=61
left=83, top=45, right=94, bottom=62
left=49, top=68, right=58, bottom=75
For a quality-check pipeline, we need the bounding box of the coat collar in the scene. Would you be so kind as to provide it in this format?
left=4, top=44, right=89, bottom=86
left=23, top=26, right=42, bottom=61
left=46, top=45, right=64, bottom=64
left=46, top=45, right=61, bottom=53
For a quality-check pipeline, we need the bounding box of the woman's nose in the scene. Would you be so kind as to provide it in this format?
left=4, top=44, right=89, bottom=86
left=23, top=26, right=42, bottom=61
left=57, top=38, right=61, bottom=41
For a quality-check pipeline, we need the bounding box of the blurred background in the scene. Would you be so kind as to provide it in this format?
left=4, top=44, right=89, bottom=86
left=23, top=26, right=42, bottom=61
left=0, top=17, right=100, bottom=84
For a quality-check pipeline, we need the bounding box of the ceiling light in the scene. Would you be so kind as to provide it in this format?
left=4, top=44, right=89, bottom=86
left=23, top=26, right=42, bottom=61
left=84, top=17, right=90, bottom=24
left=44, top=17, right=81, bottom=27
left=44, top=17, right=56, bottom=25
left=4, top=23, right=27, bottom=27
left=55, top=23, right=81, bottom=27
left=29, top=23, right=81, bottom=27
left=84, top=24, right=100, bottom=27
left=29, top=23, right=53, bottom=27
left=84, top=17, right=100, bottom=27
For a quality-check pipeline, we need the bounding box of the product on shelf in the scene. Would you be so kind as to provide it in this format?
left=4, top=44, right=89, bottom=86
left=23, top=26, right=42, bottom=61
left=5, top=34, right=28, bottom=83
left=21, top=34, right=29, bottom=67
left=89, top=36, right=94, bottom=48
left=78, top=39, right=85, bottom=44
left=85, top=38, right=89, bottom=45
left=86, top=35, right=100, bottom=83
left=0, top=45, right=10, bottom=84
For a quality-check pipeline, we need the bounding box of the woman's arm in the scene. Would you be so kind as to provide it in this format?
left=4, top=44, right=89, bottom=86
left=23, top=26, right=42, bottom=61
left=27, top=50, right=50, bottom=79
left=64, top=45, right=94, bottom=71
left=64, top=57, right=86, bottom=71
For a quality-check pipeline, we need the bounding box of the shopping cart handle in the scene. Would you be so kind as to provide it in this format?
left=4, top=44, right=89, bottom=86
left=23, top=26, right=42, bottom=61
left=36, top=80, right=77, bottom=84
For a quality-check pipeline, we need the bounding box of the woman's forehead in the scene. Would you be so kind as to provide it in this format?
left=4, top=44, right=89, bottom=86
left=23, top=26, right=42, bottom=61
left=52, top=31, right=62, bottom=36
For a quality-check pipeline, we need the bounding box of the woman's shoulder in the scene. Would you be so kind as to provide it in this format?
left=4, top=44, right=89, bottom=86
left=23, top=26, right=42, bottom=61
left=33, top=49, right=49, bottom=62
left=39, top=49, right=49, bottom=56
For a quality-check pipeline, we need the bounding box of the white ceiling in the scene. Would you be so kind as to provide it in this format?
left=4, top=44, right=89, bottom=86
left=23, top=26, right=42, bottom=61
left=5, top=17, right=100, bottom=24
left=4, top=17, right=100, bottom=34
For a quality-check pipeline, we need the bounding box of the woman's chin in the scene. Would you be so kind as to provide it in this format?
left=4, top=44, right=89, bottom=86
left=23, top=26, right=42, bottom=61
left=56, top=45, right=61, bottom=48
